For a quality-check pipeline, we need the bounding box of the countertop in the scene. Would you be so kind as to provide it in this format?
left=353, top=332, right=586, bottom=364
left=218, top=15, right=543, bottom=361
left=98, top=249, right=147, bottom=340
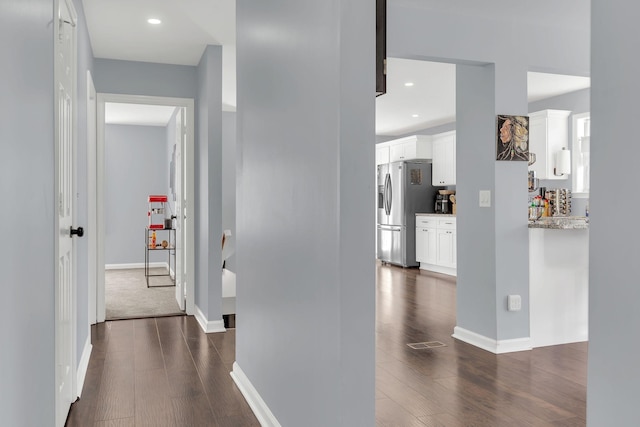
left=528, top=216, right=589, bottom=229
left=415, top=213, right=456, bottom=217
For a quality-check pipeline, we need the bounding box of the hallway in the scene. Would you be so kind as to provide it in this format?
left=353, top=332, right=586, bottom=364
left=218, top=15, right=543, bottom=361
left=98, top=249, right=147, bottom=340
left=67, top=264, right=586, bottom=426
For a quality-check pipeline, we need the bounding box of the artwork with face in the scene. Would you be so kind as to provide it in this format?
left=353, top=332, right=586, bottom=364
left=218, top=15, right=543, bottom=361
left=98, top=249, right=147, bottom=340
left=496, top=115, right=529, bottom=161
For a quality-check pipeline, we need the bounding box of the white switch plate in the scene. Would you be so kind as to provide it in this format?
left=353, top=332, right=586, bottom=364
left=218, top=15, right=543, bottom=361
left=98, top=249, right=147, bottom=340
left=508, top=295, right=522, bottom=311
left=479, top=190, right=491, bottom=207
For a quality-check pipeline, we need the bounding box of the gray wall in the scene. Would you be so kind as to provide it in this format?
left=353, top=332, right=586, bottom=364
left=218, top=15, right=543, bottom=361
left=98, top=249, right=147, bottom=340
left=104, top=124, right=169, bottom=264
left=195, top=45, right=223, bottom=321
left=236, top=0, right=375, bottom=424
left=388, top=0, right=590, bottom=342
left=0, top=0, right=55, bottom=424
left=222, top=111, right=236, bottom=271
left=588, top=1, right=639, bottom=424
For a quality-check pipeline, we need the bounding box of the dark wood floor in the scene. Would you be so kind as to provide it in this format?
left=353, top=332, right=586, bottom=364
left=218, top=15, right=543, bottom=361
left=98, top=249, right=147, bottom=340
left=376, top=263, right=587, bottom=426
left=65, top=316, right=259, bottom=427
left=67, top=263, right=587, bottom=426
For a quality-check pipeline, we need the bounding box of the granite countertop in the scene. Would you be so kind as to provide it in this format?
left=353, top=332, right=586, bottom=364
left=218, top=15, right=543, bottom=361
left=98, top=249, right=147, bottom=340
left=528, top=216, right=589, bottom=229
left=415, top=213, right=456, bottom=217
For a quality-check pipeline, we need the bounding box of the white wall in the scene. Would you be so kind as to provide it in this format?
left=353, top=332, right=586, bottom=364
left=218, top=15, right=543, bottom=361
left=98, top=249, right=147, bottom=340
left=235, top=0, right=375, bottom=424
left=0, top=0, right=56, bottom=424
left=104, top=124, right=168, bottom=264
left=588, top=1, right=640, bottom=424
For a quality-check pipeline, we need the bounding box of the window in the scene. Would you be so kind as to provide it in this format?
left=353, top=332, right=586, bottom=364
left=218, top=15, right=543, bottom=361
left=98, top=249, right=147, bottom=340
left=572, top=112, right=590, bottom=197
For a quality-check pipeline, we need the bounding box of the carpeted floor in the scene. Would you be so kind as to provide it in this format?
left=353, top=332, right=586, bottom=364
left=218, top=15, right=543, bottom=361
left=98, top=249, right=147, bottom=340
left=105, top=268, right=184, bottom=320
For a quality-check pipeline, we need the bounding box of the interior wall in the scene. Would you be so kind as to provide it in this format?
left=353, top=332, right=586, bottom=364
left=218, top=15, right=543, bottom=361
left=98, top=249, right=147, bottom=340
left=0, top=0, right=55, bottom=424
left=195, top=45, right=223, bottom=323
left=104, top=124, right=168, bottom=264
left=588, top=0, right=640, bottom=424
left=235, top=0, right=375, bottom=424
left=388, top=0, right=589, bottom=344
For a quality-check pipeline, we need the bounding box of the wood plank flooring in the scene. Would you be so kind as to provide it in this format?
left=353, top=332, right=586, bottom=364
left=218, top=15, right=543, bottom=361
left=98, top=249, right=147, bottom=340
left=67, top=263, right=587, bottom=426
left=376, top=262, right=587, bottom=426
left=65, top=316, right=259, bottom=427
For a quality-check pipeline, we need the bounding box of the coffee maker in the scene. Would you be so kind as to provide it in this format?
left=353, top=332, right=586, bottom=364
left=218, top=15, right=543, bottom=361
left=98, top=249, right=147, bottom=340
left=435, top=194, right=451, bottom=214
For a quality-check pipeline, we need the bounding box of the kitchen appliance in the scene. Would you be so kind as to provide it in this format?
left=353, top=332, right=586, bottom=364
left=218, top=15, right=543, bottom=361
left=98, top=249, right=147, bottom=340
left=377, top=160, right=440, bottom=267
left=435, top=194, right=451, bottom=214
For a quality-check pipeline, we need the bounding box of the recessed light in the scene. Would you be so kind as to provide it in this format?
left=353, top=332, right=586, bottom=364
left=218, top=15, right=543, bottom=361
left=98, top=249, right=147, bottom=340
left=404, top=82, right=414, bottom=87
left=412, top=114, right=419, bottom=118
left=147, top=18, right=162, bottom=25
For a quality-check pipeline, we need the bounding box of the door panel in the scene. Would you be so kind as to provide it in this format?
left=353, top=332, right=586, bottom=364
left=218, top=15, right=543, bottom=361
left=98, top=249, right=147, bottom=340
left=377, top=226, right=391, bottom=262
left=55, top=1, right=76, bottom=425
left=174, top=108, right=185, bottom=310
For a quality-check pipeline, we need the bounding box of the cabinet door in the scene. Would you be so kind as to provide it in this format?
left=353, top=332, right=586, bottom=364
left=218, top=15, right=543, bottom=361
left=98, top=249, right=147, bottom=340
left=416, top=227, right=437, bottom=264
left=432, top=134, right=456, bottom=185
left=376, top=145, right=390, bottom=165
left=390, top=141, right=410, bottom=162
left=436, top=228, right=455, bottom=267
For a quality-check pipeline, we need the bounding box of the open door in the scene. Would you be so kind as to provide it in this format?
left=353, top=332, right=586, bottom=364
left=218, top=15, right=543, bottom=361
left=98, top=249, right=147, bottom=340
left=174, top=108, right=186, bottom=310
left=55, top=0, right=77, bottom=425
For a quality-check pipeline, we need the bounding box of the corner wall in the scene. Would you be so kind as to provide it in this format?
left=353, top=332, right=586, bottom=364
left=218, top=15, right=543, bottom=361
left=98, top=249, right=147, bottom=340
left=588, top=1, right=640, bottom=423
left=235, top=0, right=375, bottom=424
left=0, top=1, right=56, bottom=424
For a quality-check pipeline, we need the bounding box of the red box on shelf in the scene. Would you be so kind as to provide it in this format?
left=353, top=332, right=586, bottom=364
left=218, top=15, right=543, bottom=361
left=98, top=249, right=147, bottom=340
left=149, top=224, right=164, bottom=230
left=148, top=195, right=168, bottom=203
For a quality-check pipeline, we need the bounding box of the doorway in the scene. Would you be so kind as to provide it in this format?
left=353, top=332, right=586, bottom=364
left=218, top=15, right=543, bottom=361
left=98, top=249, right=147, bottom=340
left=91, top=94, right=195, bottom=323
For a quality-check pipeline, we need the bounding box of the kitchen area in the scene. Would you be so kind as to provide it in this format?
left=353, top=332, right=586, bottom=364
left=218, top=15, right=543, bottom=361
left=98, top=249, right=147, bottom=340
left=376, top=106, right=591, bottom=350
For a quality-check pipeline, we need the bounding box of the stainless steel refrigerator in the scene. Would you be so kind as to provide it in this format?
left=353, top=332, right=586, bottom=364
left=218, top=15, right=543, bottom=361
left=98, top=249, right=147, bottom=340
left=377, top=160, right=440, bottom=267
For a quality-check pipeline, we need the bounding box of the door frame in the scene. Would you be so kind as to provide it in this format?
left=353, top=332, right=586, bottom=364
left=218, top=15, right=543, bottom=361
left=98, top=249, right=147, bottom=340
left=91, top=93, right=195, bottom=322
left=87, top=70, right=97, bottom=325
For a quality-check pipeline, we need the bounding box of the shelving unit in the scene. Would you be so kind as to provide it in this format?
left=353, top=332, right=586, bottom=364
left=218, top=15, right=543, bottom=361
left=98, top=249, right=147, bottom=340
left=145, top=195, right=175, bottom=288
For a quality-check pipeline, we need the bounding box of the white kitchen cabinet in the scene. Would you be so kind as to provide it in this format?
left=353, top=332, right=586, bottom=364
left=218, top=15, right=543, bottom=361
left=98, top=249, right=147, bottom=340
left=375, top=145, right=390, bottom=165
left=431, top=131, right=456, bottom=186
left=528, top=109, right=571, bottom=180
left=415, top=215, right=456, bottom=275
left=383, top=135, right=432, bottom=162
left=416, top=226, right=437, bottom=265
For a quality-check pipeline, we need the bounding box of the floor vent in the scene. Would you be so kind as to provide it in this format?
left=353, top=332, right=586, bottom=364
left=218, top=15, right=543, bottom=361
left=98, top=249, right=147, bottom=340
left=407, top=341, right=446, bottom=350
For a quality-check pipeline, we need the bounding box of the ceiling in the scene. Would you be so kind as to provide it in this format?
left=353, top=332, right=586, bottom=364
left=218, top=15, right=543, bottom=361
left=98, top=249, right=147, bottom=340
left=83, top=1, right=590, bottom=135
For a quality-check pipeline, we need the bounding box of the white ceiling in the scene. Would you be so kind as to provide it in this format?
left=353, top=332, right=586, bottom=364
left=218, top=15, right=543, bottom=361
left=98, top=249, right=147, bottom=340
left=82, top=1, right=590, bottom=134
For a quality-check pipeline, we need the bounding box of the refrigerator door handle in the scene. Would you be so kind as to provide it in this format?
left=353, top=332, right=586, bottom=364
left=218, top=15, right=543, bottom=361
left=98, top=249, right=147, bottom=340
left=385, top=173, right=392, bottom=215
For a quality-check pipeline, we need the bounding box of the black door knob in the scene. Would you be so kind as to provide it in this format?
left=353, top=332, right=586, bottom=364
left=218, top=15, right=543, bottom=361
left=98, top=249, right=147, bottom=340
left=70, top=226, right=84, bottom=237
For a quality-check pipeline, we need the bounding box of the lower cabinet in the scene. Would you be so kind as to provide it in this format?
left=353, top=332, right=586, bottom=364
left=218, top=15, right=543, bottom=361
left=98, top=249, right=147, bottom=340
left=416, top=215, right=456, bottom=275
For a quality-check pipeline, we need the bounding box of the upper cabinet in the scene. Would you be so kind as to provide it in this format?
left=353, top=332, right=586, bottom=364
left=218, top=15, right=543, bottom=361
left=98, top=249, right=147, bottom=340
left=528, top=110, right=571, bottom=180
left=376, top=135, right=432, bottom=165
left=432, top=131, right=456, bottom=186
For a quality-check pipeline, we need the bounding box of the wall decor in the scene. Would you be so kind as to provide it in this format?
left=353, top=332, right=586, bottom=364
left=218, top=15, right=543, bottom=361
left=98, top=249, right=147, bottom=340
left=496, top=115, right=529, bottom=161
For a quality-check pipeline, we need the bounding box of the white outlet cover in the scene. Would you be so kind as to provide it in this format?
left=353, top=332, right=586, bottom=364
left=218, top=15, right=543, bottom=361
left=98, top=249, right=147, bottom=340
left=508, top=294, right=522, bottom=311
left=479, top=190, right=491, bottom=207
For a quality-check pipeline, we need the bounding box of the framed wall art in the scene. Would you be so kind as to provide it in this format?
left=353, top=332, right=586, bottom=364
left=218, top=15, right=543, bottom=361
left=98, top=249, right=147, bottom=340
left=496, top=115, right=529, bottom=161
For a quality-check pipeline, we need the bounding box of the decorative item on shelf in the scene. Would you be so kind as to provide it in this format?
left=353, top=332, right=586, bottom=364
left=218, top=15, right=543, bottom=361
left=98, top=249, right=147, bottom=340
left=554, top=147, right=571, bottom=176
left=148, top=195, right=168, bottom=230
left=161, top=240, right=169, bottom=249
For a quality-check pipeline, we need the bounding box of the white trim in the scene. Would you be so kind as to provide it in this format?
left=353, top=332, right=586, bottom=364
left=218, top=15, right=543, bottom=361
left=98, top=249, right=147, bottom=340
left=105, top=262, right=167, bottom=270
left=419, top=263, right=457, bottom=277
left=194, top=305, right=226, bottom=333
left=87, top=69, right=97, bottom=325
left=231, top=362, right=281, bottom=427
left=96, top=93, right=196, bottom=323
left=452, top=326, right=532, bottom=354
left=76, top=336, right=92, bottom=398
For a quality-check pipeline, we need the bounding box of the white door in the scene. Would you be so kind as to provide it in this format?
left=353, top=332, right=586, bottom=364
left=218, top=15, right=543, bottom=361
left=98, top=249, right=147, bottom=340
left=174, top=108, right=186, bottom=310
left=55, top=0, right=77, bottom=425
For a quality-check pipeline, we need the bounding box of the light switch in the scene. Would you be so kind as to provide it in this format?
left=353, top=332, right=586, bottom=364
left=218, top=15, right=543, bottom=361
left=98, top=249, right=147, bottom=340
left=479, top=190, right=491, bottom=207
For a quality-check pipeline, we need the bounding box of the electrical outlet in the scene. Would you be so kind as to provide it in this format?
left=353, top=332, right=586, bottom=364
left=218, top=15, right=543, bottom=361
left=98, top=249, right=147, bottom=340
left=479, top=190, right=491, bottom=207
left=507, top=295, right=522, bottom=311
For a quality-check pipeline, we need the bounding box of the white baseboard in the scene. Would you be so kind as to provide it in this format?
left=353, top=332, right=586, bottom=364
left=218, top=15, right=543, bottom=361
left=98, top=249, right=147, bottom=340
left=452, top=326, right=532, bottom=354
left=76, top=336, right=92, bottom=398
left=105, top=262, right=167, bottom=270
left=231, top=362, right=281, bottom=427
left=419, top=263, right=457, bottom=277
left=194, top=305, right=226, bottom=334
